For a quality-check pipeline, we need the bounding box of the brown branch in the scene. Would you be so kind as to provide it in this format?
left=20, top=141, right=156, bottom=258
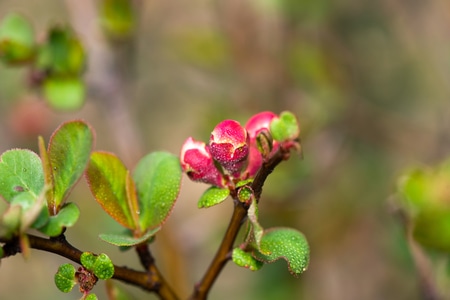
left=1, top=234, right=176, bottom=299
left=135, top=243, right=179, bottom=300
left=189, top=149, right=287, bottom=300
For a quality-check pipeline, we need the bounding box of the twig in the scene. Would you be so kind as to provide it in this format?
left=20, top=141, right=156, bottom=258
left=135, top=243, right=180, bottom=300
left=189, top=149, right=287, bottom=300
left=0, top=234, right=173, bottom=297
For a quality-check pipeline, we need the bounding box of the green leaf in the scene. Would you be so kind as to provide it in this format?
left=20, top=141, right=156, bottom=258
left=43, top=76, right=86, bottom=111
left=36, top=26, right=85, bottom=75
left=100, top=0, right=135, bottom=39
left=81, top=252, right=97, bottom=271
left=236, top=179, right=253, bottom=188
left=412, top=207, right=450, bottom=252
left=247, top=199, right=264, bottom=251
left=397, top=168, right=429, bottom=210
left=133, top=152, right=182, bottom=231
left=85, top=151, right=137, bottom=230
left=11, top=187, right=47, bottom=232
left=396, top=160, right=450, bottom=252
left=93, top=253, right=114, bottom=280
left=85, top=294, right=98, bottom=300
left=98, top=227, right=160, bottom=247
left=46, top=120, right=93, bottom=213
left=0, top=13, right=35, bottom=64
left=54, top=263, right=76, bottom=293
left=80, top=252, right=114, bottom=280
left=0, top=205, right=22, bottom=238
left=197, top=186, right=230, bottom=208
left=232, top=248, right=264, bottom=271
left=252, top=227, right=309, bottom=277
left=38, top=202, right=80, bottom=236
left=270, top=111, right=300, bottom=142
left=0, top=149, right=44, bottom=202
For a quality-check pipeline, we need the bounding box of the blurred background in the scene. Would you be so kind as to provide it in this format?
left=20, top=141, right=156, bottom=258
left=1, top=0, right=450, bottom=299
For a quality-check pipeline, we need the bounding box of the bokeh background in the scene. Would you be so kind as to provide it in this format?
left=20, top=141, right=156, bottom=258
left=1, top=0, right=450, bottom=299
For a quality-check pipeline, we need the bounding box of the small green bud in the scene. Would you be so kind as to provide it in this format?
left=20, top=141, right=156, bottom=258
left=54, top=263, right=77, bottom=293
left=80, top=252, right=97, bottom=271
left=93, top=253, right=114, bottom=280
left=43, top=76, right=85, bottom=111
left=0, top=13, right=35, bottom=64
left=255, top=129, right=273, bottom=159
left=270, top=111, right=300, bottom=142
left=237, top=186, right=254, bottom=204
left=232, top=248, right=264, bottom=271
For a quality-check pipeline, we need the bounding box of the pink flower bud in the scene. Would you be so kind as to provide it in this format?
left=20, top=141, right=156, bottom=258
left=245, top=111, right=278, bottom=140
left=209, top=120, right=249, bottom=177
left=244, top=111, right=279, bottom=178
left=180, top=137, right=225, bottom=187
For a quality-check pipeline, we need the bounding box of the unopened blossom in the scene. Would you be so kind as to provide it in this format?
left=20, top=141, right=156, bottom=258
left=180, top=137, right=225, bottom=187
left=209, top=120, right=249, bottom=177
left=244, top=111, right=279, bottom=178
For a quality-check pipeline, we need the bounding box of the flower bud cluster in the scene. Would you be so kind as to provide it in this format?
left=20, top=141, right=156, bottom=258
left=180, top=111, right=299, bottom=188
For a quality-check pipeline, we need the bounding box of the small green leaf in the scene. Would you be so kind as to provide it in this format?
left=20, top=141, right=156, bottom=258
left=81, top=252, right=97, bottom=271
left=36, top=26, right=85, bottom=75
left=236, top=179, right=253, bottom=188
left=38, top=202, right=80, bottom=236
left=100, top=0, right=135, bottom=39
left=270, top=111, right=300, bottom=142
left=237, top=186, right=253, bottom=203
left=93, top=253, right=114, bottom=280
left=133, top=152, right=182, bottom=231
left=412, top=207, right=450, bottom=252
left=43, top=76, right=86, bottom=111
left=252, top=227, right=309, bottom=277
left=12, top=187, right=47, bottom=232
left=0, top=205, right=22, bottom=238
left=80, top=252, right=114, bottom=280
left=0, top=13, right=35, bottom=64
left=98, top=227, right=160, bottom=247
left=0, top=149, right=44, bottom=203
left=54, top=263, right=76, bottom=293
left=85, top=294, right=98, bottom=300
left=232, top=248, right=264, bottom=271
left=197, top=186, right=230, bottom=208
left=47, top=120, right=93, bottom=212
left=247, top=199, right=264, bottom=251
left=396, top=159, right=450, bottom=251
left=85, top=151, right=136, bottom=229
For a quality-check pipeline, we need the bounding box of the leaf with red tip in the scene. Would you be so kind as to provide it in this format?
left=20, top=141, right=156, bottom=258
left=85, top=151, right=137, bottom=230
left=47, top=120, right=93, bottom=213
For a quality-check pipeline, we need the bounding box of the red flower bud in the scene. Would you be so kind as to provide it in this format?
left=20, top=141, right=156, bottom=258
left=180, top=137, right=225, bottom=187
left=245, top=111, right=278, bottom=140
left=244, top=111, right=279, bottom=178
left=209, top=120, right=249, bottom=177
